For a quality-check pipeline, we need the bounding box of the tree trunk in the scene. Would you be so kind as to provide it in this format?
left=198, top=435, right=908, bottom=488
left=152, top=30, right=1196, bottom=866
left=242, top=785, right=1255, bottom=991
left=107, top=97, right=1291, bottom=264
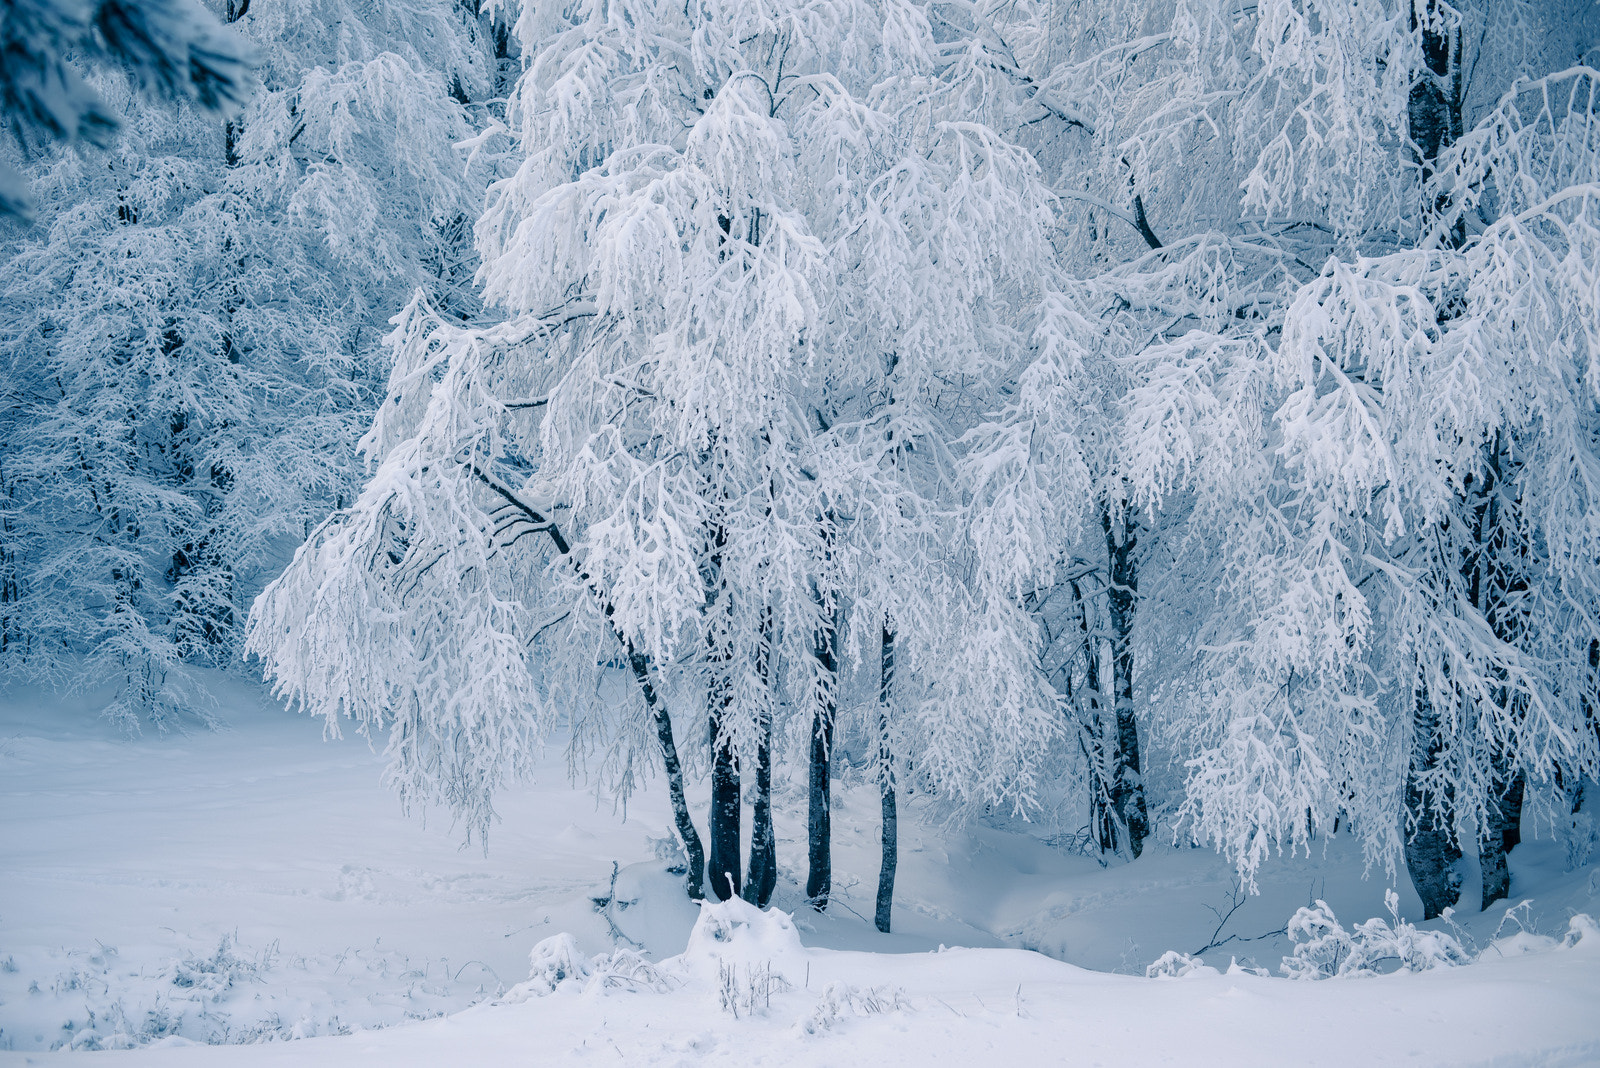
left=1073, top=578, right=1119, bottom=854
left=629, top=652, right=706, bottom=901
left=1480, top=766, right=1522, bottom=910
left=701, top=496, right=743, bottom=903
left=744, top=608, right=777, bottom=909
left=1462, top=437, right=1527, bottom=912
left=1400, top=0, right=1469, bottom=922
left=476, top=462, right=709, bottom=899
left=1408, top=0, right=1465, bottom=246
left=1405, top=689, right=1463, bottom=920
left=743, top=725, right=775, bottom=907
left=807, top=605, right=837, bottom=910
left=706, top=596, right=741, bottom=901
left=875, top=623, right=898, bottom=934
left=708, top=703, right=741, bottom=901
left=1103, top=506, right=1149, bottom=858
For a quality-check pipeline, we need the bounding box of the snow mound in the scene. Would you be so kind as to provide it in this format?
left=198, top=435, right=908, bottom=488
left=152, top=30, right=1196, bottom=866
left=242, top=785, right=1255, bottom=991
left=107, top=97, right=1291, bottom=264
left=680, top=897, right=808, bottom=979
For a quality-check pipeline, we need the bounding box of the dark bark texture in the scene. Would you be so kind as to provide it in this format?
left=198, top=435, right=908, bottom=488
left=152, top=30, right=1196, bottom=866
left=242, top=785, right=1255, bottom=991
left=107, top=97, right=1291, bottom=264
left=807, top=607, right=837, bottom=909
left=1074, top=578, right=1118, bottom=854
left=1405, top=690, right=1464, bottom=920
left=633, top=651, right=705, bottom=900
left=875, top=623, right=898, bottom=934
left=1103, top=508, right=1149, bottom=858
left=708, top=702, right=742, bottom=901
left=744, top=609, right=777, bottom=909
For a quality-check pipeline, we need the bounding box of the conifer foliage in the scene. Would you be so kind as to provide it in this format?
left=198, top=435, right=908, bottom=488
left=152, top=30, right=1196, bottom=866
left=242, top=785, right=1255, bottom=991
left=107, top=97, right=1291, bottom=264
left=1, top=0, right=500, bottom=724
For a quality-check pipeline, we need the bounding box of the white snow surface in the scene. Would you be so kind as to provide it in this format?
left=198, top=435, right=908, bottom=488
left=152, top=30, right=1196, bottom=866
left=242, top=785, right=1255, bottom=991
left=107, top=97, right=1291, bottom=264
left=4, top=676, right=1600, bottom=1065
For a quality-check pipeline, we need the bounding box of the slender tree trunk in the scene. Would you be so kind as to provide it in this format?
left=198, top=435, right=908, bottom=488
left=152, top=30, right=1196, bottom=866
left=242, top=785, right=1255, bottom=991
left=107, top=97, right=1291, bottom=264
left=1464, top=438, right=1527, bottom=911
left=0, top=461, right=16, bottom=654
left=1103, top=506, right=1149, bottom=858
left=1409, top=0, right=1465, bottom=245
left=629, top=651, right=706, bottom=900
left=875, top=623, right=898, bottom=933
left=743, top=723, right=775, bottom=907
left=807, top=603, right=837, bottom=910
left=708, top=702, right=741, bottom=901
left=1576, top=640, right=1600, bottom=817
left=744, top=607, right=777, bottom=909
left=473, top=471, right=707, bottom=901
left=1405, top=689, right=1463, bottom=920
left=705, top=516, right=740, bottom=901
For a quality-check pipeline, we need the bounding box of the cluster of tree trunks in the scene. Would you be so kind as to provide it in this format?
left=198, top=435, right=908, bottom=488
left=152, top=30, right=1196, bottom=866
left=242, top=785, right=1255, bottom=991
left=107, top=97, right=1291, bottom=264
left=1401, top=1, right=1529, bottom=919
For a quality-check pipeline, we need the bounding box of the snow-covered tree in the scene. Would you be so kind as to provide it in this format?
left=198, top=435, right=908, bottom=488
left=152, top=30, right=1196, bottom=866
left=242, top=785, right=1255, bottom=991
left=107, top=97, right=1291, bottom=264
left=901, top=0, right=1600, bottom=921
left=0, top=0, right=252, bottom=218
left=248, top=0, right=1067, bottom=907
left=965, top=0, right=1600, bottom=915
left=1, top=0, right=500, bottom=723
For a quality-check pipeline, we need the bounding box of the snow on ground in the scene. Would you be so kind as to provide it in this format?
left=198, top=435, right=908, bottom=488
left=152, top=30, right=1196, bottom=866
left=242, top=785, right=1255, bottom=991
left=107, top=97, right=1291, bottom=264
left=3, top=676, right=1600, bottom=1064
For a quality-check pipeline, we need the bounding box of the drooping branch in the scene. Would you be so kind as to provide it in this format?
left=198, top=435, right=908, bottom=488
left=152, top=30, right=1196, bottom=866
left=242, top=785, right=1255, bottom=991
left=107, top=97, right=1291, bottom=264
left=467, top=463, right=707, bottom=899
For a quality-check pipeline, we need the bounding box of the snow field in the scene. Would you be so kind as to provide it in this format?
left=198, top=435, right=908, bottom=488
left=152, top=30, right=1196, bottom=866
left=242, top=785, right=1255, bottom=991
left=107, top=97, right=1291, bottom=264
left=3, top=679, right=1600, bottom=1064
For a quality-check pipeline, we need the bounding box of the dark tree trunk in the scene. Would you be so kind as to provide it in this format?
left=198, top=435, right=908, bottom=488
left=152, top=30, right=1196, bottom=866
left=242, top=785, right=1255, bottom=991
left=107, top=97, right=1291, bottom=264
left=1103, top=507, right=1149, bottom=858
left=1072, top=578, right=1119, bottom=854
left=551, top=502, right=705, bottom=900
left=0, top=461, right=16, bottom=654
left=1480, top=767, right=1522, bottom=909
left=744, top=608, right=777, bottom=909
left=537, top=522, right=705, bottom=898
left=744, top=726, right=775, bottom=907
left=875, top=623, right=898, bottom=934
left=1405, top=689, right=1463, bottom=920
left=630, top=651, right=705, bottom=900
left=1577, top=640, right=1600, bottom=817
left=494, top=483, right=705, bottom=901
left=1462, top=435, right=1528, bottom=912
left=1408, top=0, right=1465, bottom=247
left=1400, top=0, right=1470, bottom=921
left=706, top=577, right=741, bottom=901
left=807, top=606, right=837, bottom=910
left=708, top=701, right=741, bottom=901
left=700, top=493, right=743, bottom=903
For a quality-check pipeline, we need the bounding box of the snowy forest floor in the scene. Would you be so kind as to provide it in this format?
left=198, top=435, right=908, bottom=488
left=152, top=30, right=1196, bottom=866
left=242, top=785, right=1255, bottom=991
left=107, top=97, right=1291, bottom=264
left=4, top=676, right=1600, bottom=1065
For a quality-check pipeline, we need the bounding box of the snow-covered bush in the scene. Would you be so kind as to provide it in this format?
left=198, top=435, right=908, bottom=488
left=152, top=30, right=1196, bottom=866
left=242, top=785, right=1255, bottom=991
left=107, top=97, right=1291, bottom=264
left=1145, top=951, right=1220, bottom=980
left=168, top=935, right=264, bottom=1001
left=502, top=933, right=590, bottom=1000
left=1281, top=891, right=1473, bottom=979
left=501, top=933, right=675, bottom=1002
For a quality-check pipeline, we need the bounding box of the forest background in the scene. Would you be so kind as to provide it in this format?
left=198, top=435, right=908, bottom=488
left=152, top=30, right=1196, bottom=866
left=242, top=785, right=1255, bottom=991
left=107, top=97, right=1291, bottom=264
left=4, top=0, right=1600, bottom=936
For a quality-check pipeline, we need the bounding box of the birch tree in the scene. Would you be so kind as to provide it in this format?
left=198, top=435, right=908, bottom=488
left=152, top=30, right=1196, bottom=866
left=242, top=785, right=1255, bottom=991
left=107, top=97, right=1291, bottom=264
left=248, top=0, right=1067, bottom=908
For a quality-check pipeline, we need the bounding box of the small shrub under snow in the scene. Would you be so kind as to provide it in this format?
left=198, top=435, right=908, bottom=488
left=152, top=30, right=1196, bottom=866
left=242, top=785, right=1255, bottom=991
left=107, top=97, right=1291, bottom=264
left=1145, top=951, right=1220, bottom=979
left=1280, top=891, right=1472, bottom=979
